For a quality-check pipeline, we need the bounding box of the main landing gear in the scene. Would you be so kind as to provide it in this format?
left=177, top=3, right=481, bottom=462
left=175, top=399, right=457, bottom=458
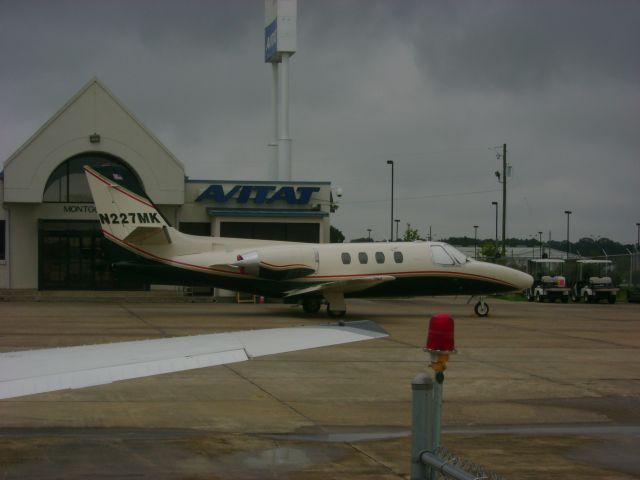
left=301, top=297, right=322, bottom=314
left=301, top=293, right=347, bottom=321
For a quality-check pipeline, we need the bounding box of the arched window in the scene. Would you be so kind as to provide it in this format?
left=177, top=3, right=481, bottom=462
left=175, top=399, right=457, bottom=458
left=43, top=153, right=142, bottom=203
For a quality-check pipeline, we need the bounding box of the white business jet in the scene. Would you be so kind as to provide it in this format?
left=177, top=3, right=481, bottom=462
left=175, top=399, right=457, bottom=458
left=83, top=165, right=533, bottom=318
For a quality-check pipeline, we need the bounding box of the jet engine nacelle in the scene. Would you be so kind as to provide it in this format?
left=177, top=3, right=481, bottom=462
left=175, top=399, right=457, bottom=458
left=235, top=247, right=317, bottom=280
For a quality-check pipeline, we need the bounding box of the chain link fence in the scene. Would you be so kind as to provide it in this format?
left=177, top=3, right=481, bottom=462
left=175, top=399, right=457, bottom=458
left=430, top=446, right=507, bottom=480
left=494, top=252, right=640, bottom=292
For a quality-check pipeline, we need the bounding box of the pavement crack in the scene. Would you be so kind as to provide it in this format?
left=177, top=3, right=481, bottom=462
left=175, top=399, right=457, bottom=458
left=223, top=364, right=320, bottom=428
left=347, top=442, right=406, bottom=478
left=119, top=304, right=169, bottom=337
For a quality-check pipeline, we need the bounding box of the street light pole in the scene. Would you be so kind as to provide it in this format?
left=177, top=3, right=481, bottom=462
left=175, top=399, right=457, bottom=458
left=367, top=229, right=372, bottom=242
left=473, top=225, right=479, bottom=259
left=387, top=160, right=394, bottom=242
left=538, top=231, right=543, bottom=258
left=395, top=219, right=400, bottom=242
left=564, top=210, right=572, bottom=259
left=636, top=222, right=640, bottom=251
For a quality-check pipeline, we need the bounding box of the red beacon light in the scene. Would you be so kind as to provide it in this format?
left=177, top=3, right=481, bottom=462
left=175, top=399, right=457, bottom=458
left=424, top=313, right=457, bottom=374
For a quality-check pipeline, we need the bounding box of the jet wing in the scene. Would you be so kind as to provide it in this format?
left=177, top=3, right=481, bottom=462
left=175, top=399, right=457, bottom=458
left=284, top=275, right=396, bottom=298
left=0, top=321, right=387, bottom=400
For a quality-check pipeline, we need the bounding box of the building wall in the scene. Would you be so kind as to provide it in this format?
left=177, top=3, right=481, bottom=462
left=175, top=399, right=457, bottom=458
left=1, top=78, right=334, bottom=290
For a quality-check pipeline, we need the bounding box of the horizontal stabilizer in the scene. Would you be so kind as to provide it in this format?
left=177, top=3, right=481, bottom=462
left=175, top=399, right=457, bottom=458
left=123, top=226, right=172, bottom=245
left=284, top=275, right=396, bottom=298
left=0, top=321, right=387, bottom=399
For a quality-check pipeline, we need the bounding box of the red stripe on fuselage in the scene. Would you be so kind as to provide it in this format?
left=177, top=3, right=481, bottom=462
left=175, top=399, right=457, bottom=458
left=103, top=230, right=245, bottom=276
left=103, top=230, right=515, bottom=288
left=85, top=167, right=155, bottom=209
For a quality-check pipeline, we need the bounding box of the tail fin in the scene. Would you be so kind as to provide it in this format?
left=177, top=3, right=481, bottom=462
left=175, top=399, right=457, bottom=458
left=84, top=165, right=171, bottom=245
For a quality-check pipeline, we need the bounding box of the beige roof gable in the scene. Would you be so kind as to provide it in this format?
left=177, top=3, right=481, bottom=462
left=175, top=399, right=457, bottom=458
left=3, top=77, right=185, bottom=204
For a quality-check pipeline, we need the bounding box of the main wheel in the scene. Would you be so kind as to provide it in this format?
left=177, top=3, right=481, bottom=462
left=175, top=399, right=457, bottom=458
left=474, top=301, right=489, bottom=317
left=302, top=297, right=322, bottom=314
left=326, top=305, right=346, bottom=318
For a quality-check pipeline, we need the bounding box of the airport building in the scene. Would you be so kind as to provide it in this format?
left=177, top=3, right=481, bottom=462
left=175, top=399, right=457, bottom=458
left=0, top=78, right=333, bottom=290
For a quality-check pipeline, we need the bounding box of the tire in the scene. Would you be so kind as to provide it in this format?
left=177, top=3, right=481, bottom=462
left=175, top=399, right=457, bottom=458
left=326, top=305, right=346, bottom=318
left=474, top=301, right=489, bottom=317
left=302, top=297, right=322, bottom=314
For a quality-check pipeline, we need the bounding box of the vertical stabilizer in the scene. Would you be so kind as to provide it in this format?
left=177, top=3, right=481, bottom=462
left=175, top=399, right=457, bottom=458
left=84, top=166, right=169, bottom=243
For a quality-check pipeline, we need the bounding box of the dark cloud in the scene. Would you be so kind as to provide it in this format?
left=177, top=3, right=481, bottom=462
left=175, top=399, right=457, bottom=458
left=1, top=0, right=638, bottom=243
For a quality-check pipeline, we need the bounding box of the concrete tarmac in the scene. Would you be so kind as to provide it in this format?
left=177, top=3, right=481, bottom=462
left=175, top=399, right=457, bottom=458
left=0, top=297, right=639, bottom=479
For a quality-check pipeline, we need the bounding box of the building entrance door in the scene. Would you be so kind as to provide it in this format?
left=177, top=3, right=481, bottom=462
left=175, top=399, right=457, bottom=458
left=38, top=220, right=143, bottom=290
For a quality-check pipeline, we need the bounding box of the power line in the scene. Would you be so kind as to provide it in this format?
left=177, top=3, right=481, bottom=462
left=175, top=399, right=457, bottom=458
left=339, top=188, right=499, bottom=205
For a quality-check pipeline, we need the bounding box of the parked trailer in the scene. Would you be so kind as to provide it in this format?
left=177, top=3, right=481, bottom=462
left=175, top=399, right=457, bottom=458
left=572, top=259, right=619, bottom=304
left=525, top=259, right=571, bottom=303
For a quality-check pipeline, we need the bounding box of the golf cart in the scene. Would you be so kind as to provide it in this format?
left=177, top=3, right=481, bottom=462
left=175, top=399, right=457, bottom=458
left=525, top=259, right=571, bottom=303
left=572, top=259, right=619, bottom=304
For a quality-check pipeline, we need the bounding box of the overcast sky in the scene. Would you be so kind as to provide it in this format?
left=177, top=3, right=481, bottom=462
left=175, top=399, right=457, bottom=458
left=1, top=0, right=639, bottom=244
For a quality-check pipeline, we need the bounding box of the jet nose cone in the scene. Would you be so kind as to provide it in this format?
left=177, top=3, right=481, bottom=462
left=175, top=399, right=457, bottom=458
left=490, top=263, right=533, bottom=291
left=516, top=270, right=534, bottom=290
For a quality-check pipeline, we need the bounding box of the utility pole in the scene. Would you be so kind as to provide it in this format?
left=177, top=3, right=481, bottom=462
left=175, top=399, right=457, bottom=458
left=501, top=143, right=507, bottom=256
left=493, top=144, right=507, bottom=257
left=387, top=160, right=394, bottom=241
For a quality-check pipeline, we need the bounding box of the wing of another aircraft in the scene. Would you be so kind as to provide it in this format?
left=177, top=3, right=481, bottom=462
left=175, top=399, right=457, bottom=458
left=0, top=321, right=387, bottom=400
left=284, top=275, right=396, bottom=299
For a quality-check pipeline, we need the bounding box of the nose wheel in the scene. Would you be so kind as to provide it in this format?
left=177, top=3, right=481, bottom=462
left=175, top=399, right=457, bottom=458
left=474, top=298, right=490, bottom=317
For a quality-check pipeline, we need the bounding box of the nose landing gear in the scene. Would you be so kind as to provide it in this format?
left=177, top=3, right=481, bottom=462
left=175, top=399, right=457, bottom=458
left=473, top=297, right=490, bottom=317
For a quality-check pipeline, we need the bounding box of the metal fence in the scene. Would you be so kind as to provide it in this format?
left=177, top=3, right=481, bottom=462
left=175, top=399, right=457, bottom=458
left=495, top=252, right=640, bottom=289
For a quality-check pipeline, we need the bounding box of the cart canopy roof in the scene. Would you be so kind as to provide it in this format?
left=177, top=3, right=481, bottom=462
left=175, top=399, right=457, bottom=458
left=529, top=258, right=565, bottom=263
left=576, top=259, right=612, bottom=264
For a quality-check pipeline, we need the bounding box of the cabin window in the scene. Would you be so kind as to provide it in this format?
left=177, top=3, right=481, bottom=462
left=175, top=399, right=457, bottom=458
left=358, top=252, right=368, bottom=264
left=341, top=252, right=351, bottom=264
left=393, top=251, right=403, bottom=263
left=375, top=252, right=385, bottom=264
left=431, top=245, right=455, bottom=265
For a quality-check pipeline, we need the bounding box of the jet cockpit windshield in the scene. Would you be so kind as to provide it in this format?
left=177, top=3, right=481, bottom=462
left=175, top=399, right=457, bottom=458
left=444, top=244, right=470, bottom=264
left=431, top=243, right=470, bottom=266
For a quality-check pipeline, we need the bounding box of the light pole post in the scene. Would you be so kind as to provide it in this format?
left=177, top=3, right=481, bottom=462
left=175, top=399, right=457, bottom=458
left=538, top=231, right=543, bottom=258
left=636, top=223, right=640, bottom=251
left=395, top=219, right=401, bottom=242
left=473, top=225, right=479, bottom=259
left=564, top=211, right=572, bottom=259
left=367, top=229, right=372, bottom=242
left=387, top=160, right=394, bottom=241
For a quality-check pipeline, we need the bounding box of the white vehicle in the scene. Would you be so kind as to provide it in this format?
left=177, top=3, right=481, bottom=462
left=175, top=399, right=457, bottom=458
left=82, top=165, right=533, bottom=318
left=525, top=259, right=571, bottom=303
left=572, top=259, right=619, bottom=304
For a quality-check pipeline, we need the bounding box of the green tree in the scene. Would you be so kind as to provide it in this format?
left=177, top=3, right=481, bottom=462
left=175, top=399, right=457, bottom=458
left=403, top=223, right=421, bottom=242
left=481, top=240, right=500, bottom=259
left=330, top=225, right=345, bottom=243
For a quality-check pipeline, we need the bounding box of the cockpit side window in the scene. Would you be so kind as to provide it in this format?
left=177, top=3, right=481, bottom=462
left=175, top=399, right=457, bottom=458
left=431, top=245, right=455, bottom=266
